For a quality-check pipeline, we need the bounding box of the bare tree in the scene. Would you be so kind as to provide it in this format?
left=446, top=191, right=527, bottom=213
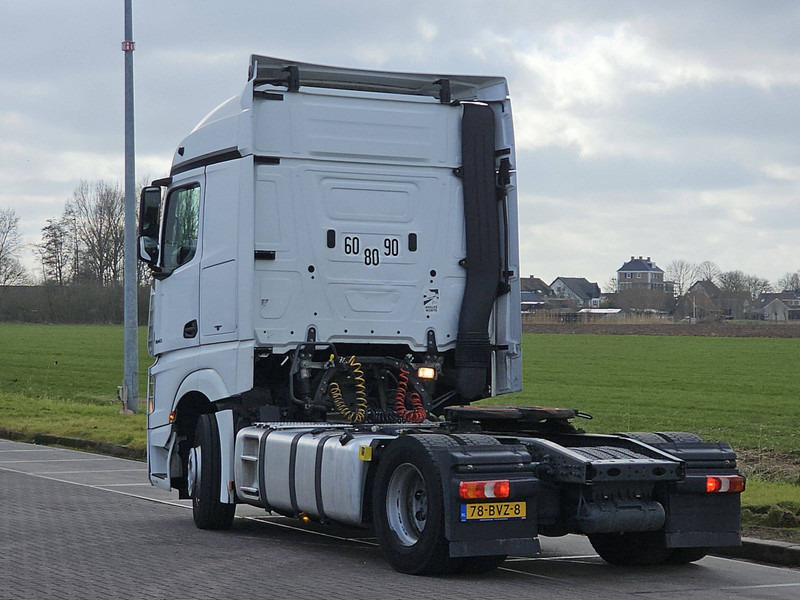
left=0, top=208, right=28, bottom=286
left=603, top=277, right=618, bottom=294
left=37, top=218, right=70, bottom=285
left=744, top=275, right=772, bottom=301
left=68, top=180, right=125, bottom=286
left=694, top=260, right=721, bottom=283
left=718, top=270, right=749, bottom=294
left=664, top=259, right=696, bottom=297
left=777, top=271, right=800, bottom=292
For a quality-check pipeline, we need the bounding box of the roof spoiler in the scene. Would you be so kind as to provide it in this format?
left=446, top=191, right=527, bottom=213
left=248, top=55, right=508, bottom=103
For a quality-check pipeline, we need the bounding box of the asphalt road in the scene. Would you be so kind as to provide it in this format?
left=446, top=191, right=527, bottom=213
left=1, top=438, right=799, bottom=600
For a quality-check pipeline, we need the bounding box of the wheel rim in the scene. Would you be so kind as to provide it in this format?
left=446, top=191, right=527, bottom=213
left=385, top=463, right=427, bottom=547
left=188, top=446, right=201, bottom=498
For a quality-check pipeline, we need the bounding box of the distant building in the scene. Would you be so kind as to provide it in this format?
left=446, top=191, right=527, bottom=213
left=519, top=276, right=553, bottom=312
left=550, top=277, right=601, bottom=308
left=520, top=276, right=553, bottom=296
left=756, top=291, right=800, bottom=321
left=616, top=256, right=674, bottom=295
left=675, top=280, right=752, bottom=320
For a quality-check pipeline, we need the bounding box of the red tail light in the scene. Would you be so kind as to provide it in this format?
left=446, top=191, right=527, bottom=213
left=706, top=475, right=745, bottom=493
left=459, top=480, right=511, bottom=499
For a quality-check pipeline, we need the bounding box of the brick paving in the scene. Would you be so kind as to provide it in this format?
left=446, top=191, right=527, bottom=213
left=0, top=461, right=585, bottom=600
left=1, top=439, right=799, bottom=600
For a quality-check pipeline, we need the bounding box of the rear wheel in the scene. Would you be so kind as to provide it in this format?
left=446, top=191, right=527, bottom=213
left=190, top=413, right=235, bottom=530
left=373, top=435, right=463, bottom=575
left=588, top=532, right=673, bottom=566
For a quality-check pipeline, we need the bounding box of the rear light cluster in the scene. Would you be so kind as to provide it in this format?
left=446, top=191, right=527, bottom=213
left=459, top=480, right=510, bottom=500
left=706, top=475, right=745, bottom=493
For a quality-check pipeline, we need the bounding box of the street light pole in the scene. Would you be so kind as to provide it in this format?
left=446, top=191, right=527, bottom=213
left=122, top=0, right=139, bottom=413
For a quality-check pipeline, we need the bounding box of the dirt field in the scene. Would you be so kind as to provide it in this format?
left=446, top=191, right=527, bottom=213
left=523, top=322, right=800, bottom=338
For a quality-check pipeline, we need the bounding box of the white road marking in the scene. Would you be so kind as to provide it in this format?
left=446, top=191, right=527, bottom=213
left=722, top=584, right=800, bottom=590
left=0, top=465, right=191, bottom=509
left=1, top=450, right=798, bottom=586
left=246, top=515, right=378, bottom=546
left=0, top=458, right=118, bottom=463
left=98, top=483, right=154, bottom=487
left=36, top=469, right=146, bottom=474
left=634, top=582, right=800, bottom=594
left=0, top=448, right=65, bottom=453
left=498, top=566, right=568, bottom=582
left=0, top=464, right=374, bottom=547
left=707, top=555, right=800, bottom=573
left=506, top=554, right=599, bottom=562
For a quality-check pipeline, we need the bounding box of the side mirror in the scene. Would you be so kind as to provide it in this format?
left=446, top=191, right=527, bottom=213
left=138, top=235, right=160, bottom=266
left=138, top=186, right=162, bottom=239
left=138, top=186, right=162, bottom=267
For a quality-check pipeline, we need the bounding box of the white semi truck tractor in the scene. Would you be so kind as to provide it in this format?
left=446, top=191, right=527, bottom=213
left=137, top=55, right=744, bottom=575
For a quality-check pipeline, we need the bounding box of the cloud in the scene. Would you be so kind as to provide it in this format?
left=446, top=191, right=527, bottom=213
left=1, top=0, right=799, bottom=286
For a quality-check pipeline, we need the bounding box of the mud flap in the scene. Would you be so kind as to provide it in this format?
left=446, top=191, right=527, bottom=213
left=436, top=437, right=540, bottom=557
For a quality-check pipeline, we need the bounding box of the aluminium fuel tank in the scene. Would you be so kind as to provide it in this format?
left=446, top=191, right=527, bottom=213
left=234, top=425, right=397, bottom=526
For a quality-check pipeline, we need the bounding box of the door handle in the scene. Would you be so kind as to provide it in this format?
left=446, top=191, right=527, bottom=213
left=183, top=320, right=198, bottom=338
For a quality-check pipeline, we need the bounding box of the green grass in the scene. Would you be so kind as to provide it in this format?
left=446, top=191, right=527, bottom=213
left=0, top=392, right=147, bottom=451
left=1, top=326, right=798, bottom=505
left=0, top=323, right=150, bottom=402
left=742, top=480, right=800, bottom=506
left=0, top=323, right=150, bottom=451
left=491, top=334, right=800, bottom=453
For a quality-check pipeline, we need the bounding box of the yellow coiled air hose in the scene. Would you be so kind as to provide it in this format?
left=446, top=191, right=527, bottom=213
left=328, top=356, right=367, bottom=423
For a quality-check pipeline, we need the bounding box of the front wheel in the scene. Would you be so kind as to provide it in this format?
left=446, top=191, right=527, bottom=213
left=190, top=413, right=235, bottom=530
left=588, top=532, right=673, bottom=566
left=372, top=435, right=463, bottom=575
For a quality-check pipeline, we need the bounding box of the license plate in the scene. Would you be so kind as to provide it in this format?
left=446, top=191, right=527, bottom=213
left=460, top=501, right=526, bottom=522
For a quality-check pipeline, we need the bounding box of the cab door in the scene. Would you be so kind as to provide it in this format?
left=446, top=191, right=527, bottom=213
left=151, top=167, right=204, bottom=355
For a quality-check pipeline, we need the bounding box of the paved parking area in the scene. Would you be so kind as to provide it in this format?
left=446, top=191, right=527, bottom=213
left=1, top=438, right=799, bottom=599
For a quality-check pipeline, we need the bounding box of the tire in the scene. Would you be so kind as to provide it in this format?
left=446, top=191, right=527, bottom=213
left=588, top=532, right=673, bottom=566
left=372, top=434, right=463, bottom=575
left=656, top=432, right=703, bottom=444
left=619, top=432, right=704, bottom=446
left=667, top=547, right=709, bottom=564
left=189, top=413, right=235, bottom=530
left=456, top=554, right=508, bottom=574
left=617, top=432, right=673, bottom=446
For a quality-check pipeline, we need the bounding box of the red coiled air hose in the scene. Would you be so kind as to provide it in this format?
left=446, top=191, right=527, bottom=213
left=394, top=369, right=427, bottom=423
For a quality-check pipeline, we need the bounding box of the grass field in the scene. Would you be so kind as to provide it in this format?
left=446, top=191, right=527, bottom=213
left=0, top=325, right=797, bottom=505
left=0, top=323, right=149, bottom=450
left=493, top=334, right=800, bottom=453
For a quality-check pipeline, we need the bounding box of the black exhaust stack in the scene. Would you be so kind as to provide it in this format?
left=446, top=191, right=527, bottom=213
left=455, top=103, right=502, bottom=400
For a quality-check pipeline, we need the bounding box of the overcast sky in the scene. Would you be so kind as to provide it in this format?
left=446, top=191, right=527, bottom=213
left=1, top=0, right=798, bottom=286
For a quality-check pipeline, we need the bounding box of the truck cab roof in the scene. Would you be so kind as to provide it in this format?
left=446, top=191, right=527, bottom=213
left=170, top=55, right=510, bottom=175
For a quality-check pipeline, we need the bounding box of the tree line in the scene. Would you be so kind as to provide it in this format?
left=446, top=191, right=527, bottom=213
left=663, top=259, right=799, bottom=300
left=0, top=180, right=149, bottom=288
left=2, top=179, right=800, bottom=298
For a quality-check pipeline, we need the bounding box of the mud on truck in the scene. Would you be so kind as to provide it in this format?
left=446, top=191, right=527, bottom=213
left=137, top=55, right=743, bottom=575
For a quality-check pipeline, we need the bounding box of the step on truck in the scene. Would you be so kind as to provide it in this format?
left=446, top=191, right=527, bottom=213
left=137, top=55, right=744, bottom=575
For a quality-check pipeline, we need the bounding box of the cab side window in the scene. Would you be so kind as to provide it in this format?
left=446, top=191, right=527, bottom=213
left=162, top=185, right=200, bottom=272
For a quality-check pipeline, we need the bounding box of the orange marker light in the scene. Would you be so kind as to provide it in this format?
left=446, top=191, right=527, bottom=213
left=459, top=480, right=511, bottom=500
left=417, top=367, right=436, bottom=380
left=168, top=411, right=176, bottom=423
